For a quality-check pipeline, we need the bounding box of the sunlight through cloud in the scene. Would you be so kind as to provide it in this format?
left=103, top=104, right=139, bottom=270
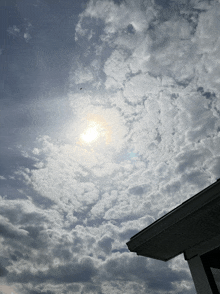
left=78, top=113, right=112, bottom=146
left=80, top=122, right=100, bottom=144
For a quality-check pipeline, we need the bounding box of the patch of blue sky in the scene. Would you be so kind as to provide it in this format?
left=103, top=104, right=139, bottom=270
left=128, top=151, right=137, bottom=159
left=115, top=150, right=138, bottom=163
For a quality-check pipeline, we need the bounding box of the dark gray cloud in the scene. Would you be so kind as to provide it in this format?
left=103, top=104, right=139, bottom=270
left=0, top=219, right=28, bottom=240
left=98, top=236, right=114, bottom=254
left=101, top=253, right=191, bottom=292
left=0, top=265, right=8, bottom=278
left=7, top=257, right=97, bottom=284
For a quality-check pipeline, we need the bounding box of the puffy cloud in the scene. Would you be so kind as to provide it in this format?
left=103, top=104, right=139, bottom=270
left=77, top=0, right=155, bottom=37
left=209, top=156, right=220, bottom=179
left=97, top=235, right=114, bottom=254
left=0, top=217, right=29, bottom=240
left=104, top=49, right=130, bottom=89
left=100, top=252, right=192, bottom=292
left=123, top=73, right=162, bottom=103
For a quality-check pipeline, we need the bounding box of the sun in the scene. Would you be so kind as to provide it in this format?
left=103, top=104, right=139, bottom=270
left=78, top=113, right=112, bottom=146
left=80, top=122, right=100, bottom=144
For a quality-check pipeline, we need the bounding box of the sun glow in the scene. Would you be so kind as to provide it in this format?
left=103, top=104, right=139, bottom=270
left=80, top=122, right=100, bottom=143
left=78, top=113, right=112, bottom=146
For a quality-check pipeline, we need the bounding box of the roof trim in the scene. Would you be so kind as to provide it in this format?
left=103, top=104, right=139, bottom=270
left=127, top=180, right=220, bottom=261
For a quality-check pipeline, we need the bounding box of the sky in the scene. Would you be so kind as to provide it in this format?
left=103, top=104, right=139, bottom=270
left=1, top=0, right=220, bottom=293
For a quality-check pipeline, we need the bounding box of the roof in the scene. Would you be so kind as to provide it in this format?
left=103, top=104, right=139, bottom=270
left=126, top=180, right=220, bottom=261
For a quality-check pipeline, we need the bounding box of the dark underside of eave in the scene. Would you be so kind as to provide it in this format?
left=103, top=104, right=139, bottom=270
left=127, top=194, right=220, bottom=261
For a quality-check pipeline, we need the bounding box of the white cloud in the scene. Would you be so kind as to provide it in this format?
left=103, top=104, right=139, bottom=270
left=72, top=63, right=94, bottom=85
left=7, top=26, right=20, bottom=36
left=123, top=73, right=161, bottom=103
left=7, top=23, right=32, bottom=43
left=104, top=49, right=130, bottom=89
left=82, top=0, right=155, bottom=34
left=23, top=33, right=31, bottom=42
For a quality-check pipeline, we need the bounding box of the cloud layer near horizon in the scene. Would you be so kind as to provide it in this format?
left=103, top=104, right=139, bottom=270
left=1, top=0, right=220, bottom=293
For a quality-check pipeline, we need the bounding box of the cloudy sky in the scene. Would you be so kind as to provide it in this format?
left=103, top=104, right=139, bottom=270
left=1, top=0, right=220, bottom=293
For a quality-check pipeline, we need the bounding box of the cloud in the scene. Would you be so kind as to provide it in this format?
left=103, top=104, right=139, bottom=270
left=209, top=156, right=220, bottom=179
left=7, top=25, right=20, bottom=36
left=2, top=0, right=220, bottom=293
left=0, top=217, right=29, bottom=240
left=7, top=23, right=32, bottom=43
left=0, top=285, right=19, bottom=294
left=7, top=257, right=98, bottom=284
left=100, top=252, right=191, bottom=292
left=24, top=32, right=31, bottom=42
left=0, top=266, right=9, bottom=278
left=97, top=235, right=114, bottom=254
left=72, top=62, right=95, bottom=85
left=123, top=73, right=162, bottom=103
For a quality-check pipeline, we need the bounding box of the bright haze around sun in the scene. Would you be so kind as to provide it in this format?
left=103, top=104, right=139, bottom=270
left=1, top=0, right=220, bottom=293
